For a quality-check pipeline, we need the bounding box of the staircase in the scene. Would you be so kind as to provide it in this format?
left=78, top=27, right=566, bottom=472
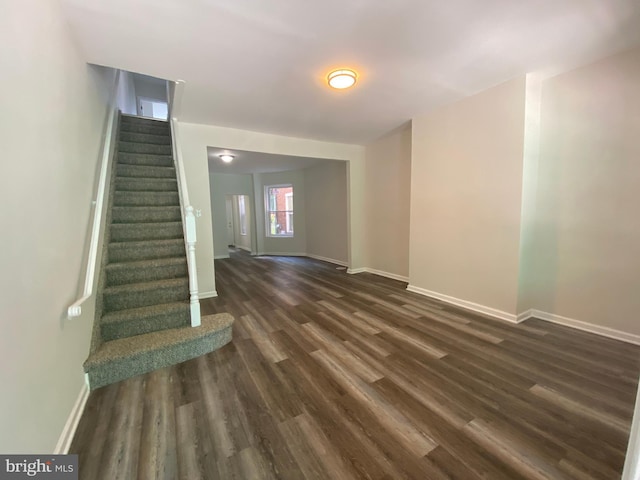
left=84, top=114, right=233, bottom=390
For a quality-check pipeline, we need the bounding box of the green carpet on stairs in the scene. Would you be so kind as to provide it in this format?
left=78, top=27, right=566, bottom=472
left=83, top=114, right=233, bottom=390
left=85, top=313, right=234, bottom=390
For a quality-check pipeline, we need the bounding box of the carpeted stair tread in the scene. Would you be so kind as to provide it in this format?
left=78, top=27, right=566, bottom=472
left=115, top=177, right=178, bottom=192
left=101, top=301, right=190, bottom=326
left=120, top=131, right=171, bottom=145
left=100, top=301, right=190, bottom=341
left=114, top=191, right=180, bottom=207
left=85, top=313, right=234, bottom=390
left=102, top=277, right=189, bottom=312
left=117, top=152, right=174, bottom=167
left=83, top=113, right=234, bottom=390
left=110, top=221, right=183, bottom=242
left=103, top=276, right=188, bottom=295
left=117, top=164, right=176, bottom=179
left=105, top=256, right=188, bottom=286
left=109, top=238, right=186, bottom=262
left=119, top=141, right=172, bottom=156
left=88, top=313, right=233, bottom=367
left=112, top=205, right=182, bottom=223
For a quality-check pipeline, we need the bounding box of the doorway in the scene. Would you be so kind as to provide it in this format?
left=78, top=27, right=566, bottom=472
left=138, top=97, right=168, bottom=120
left=225, top=196, right=235, bottom=247
left=224, top=194, right=252, bottom=254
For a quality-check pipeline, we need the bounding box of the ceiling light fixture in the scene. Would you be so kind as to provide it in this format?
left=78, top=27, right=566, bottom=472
left=219, top=154, right=234, bottom=163
left=327, top=69, right=357, bottom=89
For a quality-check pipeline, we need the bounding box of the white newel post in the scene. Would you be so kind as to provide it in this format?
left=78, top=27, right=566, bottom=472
left=185, top=206, right=201, bottom=327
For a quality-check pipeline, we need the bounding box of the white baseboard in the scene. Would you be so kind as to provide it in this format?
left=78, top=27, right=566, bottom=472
left=256, top=252, right=307, bottom=257
left=199, top=290, right=218, bottom=299
left=214, top=255, right=230, bottom=260
left=520, top=309, right=640, bottom=345
left=346, top=267, right=409, bottom=282
left=516, top=309, right=534, bottom=323
left=54, top=383, right=89, bottom=454
left=364, top=268, right=409, bottom=283
left=347, top=267, right=367, bottom=274
left=406, top=284, right=518, bottom=323
left=306, top=254, right=348, bottom=267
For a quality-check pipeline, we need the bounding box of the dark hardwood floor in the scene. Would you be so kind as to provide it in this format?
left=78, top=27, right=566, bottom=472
left=70, top=249, right=640, bottom=479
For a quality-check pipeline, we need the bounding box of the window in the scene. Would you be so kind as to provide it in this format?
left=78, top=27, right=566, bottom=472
left=265, top=185, right=294, bottom=236
left=285, top=192, right=293, bottom=234
left=238, top=196, right=247, bottom=235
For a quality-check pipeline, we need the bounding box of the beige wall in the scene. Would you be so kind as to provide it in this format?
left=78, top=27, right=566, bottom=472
left=364, top=124, right=412, bottom=278
left=409, top=77, right=526, bottom=316
left=304, top=161, right=349, bottom=265
left=0, top=0, right=113, bottom=452
left=529, top=48, right=640, bottom=335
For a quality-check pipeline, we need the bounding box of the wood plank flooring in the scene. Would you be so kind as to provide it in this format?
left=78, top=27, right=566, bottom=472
left=70, top=249, right=640, bottom=479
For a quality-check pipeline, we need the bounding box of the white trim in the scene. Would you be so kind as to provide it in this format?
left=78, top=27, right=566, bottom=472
left=520, top=310, right=640, bottom=346
left=306, top=254, right=349, bottom=267
left=516, top=308, right=534, bottom=323
left=346, top=267, right=409, bottom=282
left=214, top=255, right=230, bottom=260
left=170, top=118, right=201, bottom=328
left=199, top=290, right=218, bottom=299
left=264, top=183, right=295, bottom=237
left=54, top=384, right=89, bottom=454
left=405, top=285, right=518, bottom=323
left=363, top=268, right=409, bottom=283
left=347, top=267, right=367, bottom=274
left=622, top=380, right=640, bottom=480
left=256, top=252, right=307, bottom=257
left=236, top=245, right=252, bottom=253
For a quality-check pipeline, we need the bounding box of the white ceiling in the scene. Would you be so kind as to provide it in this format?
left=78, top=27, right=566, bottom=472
left=207, top=148, right=334, bottom=175
left=60, top=0, right=640, bottom=144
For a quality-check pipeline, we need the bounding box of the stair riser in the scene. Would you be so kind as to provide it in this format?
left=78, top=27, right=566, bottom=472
left=115, top=177, right=178, bottom=192
left=119, top=141, right=172, bottom=156
left=118, top=153, right=174, bottom=167
left=120, top=123, right=170, bottom=136
left=112, top=207, right=182, bottom=224
left=117, top=164, right=176, bottom=179
left=114, top=191, right=180, bottom=207
left=110, top=223, right=183, bottom=242
left=106, top=262, right=188, bottom=286
left=85, top=324, right=233, bottom=390
left=103, top=283, right=189, bottom=312
left=100, top=307, right=190, bottom=342
left=109, top=243, right=185, bottom=263
left=121, top=116, right=168, bottom=127
left=120, top=131, right=171, bottom=145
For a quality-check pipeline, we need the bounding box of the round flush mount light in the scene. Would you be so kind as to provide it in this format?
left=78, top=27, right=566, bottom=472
left=219, top=154, right=234, bottom=163
left=327, top=69, right=357, bottom=89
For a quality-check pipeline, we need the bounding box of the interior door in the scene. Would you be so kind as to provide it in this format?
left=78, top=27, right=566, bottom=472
left=138, top=98, right=155, bottom=118
left=225, top=196, right=235, bottom=247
